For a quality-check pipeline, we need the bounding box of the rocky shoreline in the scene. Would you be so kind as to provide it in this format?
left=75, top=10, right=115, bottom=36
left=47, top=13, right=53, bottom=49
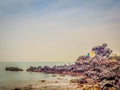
left=26, top=44, right=120, bottom=90
left=5, top=44, right=120, bottom=90
left=25, top=60, right=120, bottom=90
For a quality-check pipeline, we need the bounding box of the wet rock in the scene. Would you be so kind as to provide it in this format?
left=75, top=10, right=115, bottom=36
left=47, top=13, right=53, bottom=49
left=52, top=74, right=57, bottom=77
left=82, top=85, right=100, bottom=90
left=101, top=83, right=116, bottom=90
left=14, top=88, right=21, bottom=90
left=24, top=85, right=33, bottom=90
left=78, top=78, right=87, bottom=84
left=69, top=79, right=79, bottom=83
left=55, top=81, right=58, bottom=83
left=104, top=83, right=113, bottom=87
left=41, top=80, right=46, bottom=82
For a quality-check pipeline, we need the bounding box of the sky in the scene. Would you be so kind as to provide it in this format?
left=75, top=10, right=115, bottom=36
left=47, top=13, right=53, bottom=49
left=0, top=0, right=120, bottom=62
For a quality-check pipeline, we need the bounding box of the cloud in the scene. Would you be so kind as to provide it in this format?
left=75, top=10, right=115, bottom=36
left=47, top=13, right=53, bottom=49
left=0, top=0, right=120, bottom=61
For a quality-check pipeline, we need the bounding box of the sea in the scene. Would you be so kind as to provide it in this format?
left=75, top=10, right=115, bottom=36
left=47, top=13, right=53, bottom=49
left=0, top=62, right=76, bottom=89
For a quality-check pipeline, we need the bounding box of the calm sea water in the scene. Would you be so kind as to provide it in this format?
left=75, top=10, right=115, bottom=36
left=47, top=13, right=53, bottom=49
left=0, top=62, right=75, bottom=88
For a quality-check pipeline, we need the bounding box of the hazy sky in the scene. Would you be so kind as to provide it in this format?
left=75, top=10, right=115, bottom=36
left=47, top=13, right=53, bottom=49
left=0, top=0, right=120, bottom=62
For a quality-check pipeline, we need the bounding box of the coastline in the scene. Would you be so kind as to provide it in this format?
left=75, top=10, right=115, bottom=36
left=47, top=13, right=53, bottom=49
left=0, top=44, right=120, bottom=90
left=0, top=75, right=79, bottom=90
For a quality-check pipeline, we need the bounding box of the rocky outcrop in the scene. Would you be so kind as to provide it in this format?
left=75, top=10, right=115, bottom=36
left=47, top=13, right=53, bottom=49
left=26, top=43, right=120, bottom=89
left=5, top=67, right=23, bottom=71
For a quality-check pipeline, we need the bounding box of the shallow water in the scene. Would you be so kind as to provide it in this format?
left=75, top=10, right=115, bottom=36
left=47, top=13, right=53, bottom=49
left=0, top=62, right=76, bottom=88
